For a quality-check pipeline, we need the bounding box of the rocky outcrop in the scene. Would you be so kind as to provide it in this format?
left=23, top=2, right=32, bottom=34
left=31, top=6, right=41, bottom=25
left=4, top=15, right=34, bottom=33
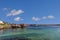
left=11, top=24, right=28, bottom=29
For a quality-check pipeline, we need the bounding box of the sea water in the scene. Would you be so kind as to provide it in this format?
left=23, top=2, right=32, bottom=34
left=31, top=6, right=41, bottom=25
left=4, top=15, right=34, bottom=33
left=0, top=26, right=60, bottom=40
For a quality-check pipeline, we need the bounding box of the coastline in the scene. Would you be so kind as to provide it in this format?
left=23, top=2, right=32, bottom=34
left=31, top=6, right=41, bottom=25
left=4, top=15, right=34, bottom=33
left=0, top=23, right=60, bottom=29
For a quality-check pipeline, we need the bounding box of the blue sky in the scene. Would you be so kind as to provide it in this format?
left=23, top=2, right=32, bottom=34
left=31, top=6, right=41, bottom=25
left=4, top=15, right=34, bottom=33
left=0, top=0, right=60, bottom=24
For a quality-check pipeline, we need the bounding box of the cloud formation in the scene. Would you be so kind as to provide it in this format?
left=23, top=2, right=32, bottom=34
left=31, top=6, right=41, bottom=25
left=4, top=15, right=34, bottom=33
left=32, top=15, right=55, bottom=21
left=32, top=16, right=40, bottom=21
left=42, top=16, right=47, bottom=19
left=48, top=15, right=55, bottom=19
left=3, top=8, right=8, bottom=11
left=14, top=17, right=24, bottom=21
left=7, top=9, right=24, bottom=16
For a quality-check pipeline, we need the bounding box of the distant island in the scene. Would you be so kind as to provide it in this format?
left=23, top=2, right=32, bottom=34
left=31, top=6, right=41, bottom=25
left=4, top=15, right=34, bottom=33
left=0, top=20, right=60, bottom=30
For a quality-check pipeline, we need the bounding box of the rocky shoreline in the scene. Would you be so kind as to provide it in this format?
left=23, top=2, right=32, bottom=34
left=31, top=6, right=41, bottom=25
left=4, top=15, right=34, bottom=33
left=0, top=21, right=60, bottom=29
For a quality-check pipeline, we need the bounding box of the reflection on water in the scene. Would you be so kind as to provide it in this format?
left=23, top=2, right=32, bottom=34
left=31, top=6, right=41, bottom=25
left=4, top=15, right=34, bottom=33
left=0, top=30, right=3, bottom=34
left=0, top=26, right=60, bottom=40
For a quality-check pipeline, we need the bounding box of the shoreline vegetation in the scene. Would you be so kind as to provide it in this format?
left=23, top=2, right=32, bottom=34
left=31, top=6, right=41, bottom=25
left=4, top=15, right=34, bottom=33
left=0, top=21, right=60, bottom=30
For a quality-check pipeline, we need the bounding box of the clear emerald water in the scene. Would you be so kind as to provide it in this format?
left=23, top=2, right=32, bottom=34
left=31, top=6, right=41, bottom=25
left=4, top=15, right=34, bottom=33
left=0, top=26, right=60, bottom=40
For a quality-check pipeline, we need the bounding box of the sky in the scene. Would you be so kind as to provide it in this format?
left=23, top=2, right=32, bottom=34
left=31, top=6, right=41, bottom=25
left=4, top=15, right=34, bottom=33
left=0, top=0, right=60, bottom=24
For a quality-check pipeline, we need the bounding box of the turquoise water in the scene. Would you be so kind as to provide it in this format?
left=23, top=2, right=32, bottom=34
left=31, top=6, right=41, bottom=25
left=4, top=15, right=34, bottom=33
left=0, top=26, right=60, bottom=40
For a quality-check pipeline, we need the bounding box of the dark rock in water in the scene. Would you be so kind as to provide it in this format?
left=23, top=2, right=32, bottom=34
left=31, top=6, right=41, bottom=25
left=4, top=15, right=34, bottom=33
left=20, top=24, right=25, bottom=29
left=11, top=26, right=16, bottom=28
left=11, top=24, right=27, bottom=29
left=11, top=26, right=20, bottom=29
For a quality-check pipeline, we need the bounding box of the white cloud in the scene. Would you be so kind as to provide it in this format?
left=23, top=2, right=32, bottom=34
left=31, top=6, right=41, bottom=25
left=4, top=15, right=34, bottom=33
left=48, top=15, right=55, bottom=19
left=3, top=8, right=8, bottom=11
left=42, top=16, right=47, bottom=19
left=14, top=17, right=24, bottom=21
left=21, top=18, right=24, bottom=21
left=32, top=16, right=40, bottom=21
left=7, top=9, right=24, bottom=16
